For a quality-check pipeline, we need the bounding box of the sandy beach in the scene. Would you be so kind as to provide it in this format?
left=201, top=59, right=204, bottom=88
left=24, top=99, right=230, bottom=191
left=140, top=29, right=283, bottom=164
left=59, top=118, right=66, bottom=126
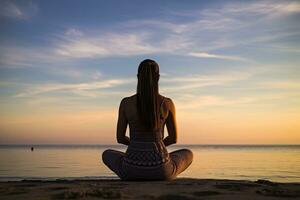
left=0, top=178, right=299, bottom=200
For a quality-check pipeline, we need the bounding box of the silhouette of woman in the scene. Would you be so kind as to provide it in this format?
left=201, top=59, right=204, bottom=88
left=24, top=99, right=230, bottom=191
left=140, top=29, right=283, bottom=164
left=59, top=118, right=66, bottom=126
left=102, top=59, right=193, bottom=180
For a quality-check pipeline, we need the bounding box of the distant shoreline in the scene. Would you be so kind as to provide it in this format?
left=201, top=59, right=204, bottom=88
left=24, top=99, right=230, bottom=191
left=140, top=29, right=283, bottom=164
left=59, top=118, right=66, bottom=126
left=0, top=178, right=299, bottom=199
left=1, top=144, right=300, bottom=148
left=0, top=176, right=119, bottom=182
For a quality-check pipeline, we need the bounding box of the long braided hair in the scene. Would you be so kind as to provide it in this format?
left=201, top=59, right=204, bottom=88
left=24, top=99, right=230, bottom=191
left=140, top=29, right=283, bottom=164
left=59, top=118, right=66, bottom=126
left=136, top=59, right=160, bottom=130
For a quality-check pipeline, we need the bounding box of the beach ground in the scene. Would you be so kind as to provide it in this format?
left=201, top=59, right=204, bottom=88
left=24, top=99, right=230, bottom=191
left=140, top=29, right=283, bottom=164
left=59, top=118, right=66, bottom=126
left=0, top=178, right=299, bottom=200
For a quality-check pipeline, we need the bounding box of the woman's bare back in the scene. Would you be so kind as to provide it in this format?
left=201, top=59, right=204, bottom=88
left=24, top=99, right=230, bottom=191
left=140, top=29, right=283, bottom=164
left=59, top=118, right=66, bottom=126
left=117, top=94, right=178, bottom=146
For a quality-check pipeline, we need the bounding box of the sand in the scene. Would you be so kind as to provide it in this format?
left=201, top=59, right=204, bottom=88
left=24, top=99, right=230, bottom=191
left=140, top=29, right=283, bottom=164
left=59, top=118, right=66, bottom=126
left=0, top=178, right=299, bottom=200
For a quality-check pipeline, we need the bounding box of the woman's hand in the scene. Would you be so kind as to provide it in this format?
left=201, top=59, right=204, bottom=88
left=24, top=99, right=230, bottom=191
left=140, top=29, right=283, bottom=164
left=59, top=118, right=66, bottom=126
left=163, top=135, right=177, bottom=146
left=116, top=98, right=129, bottom=145
left=164, top=98, right=178, bottom=146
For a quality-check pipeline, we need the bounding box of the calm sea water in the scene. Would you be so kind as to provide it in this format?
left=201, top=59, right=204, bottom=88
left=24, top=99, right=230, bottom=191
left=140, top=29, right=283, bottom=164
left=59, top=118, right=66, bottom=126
left=0, top=145, right=299, bottom=182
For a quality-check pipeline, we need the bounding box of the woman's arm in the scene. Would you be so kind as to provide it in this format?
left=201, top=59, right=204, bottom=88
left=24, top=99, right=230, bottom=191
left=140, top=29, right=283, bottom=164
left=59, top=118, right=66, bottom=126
left=163, top=98, right=178, bottom=146
left=116, top=98, right=130, bottom=145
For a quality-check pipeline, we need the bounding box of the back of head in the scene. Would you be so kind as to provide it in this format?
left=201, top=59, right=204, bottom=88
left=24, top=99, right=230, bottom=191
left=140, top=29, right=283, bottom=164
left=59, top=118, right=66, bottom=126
left=136, top=59, right=160, bottom=130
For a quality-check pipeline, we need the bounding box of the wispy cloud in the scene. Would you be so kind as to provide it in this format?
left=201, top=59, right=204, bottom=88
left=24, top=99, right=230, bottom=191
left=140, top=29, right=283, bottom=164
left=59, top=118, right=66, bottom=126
left=176, top=95, right=256, bottom=110
left=258, top=81, right=300, bottom=90
left=54, top=31, right=158, bottom=59
left=0, top=0, right=38, bottom=20
left=15, top=78, right=135, bottom=97
left=0, top=46, right=61, bottom=68
left=13, top=67, right=257, bottom=98
left=2, top=1, right=299, bottom=68
left=160, top=68, right=259, bottom=94
left=188, top=52, right=249, bottom=62
left=220, top=1, right=300, bottom=17
left=65, top=28, right=84, bottom=37
left=127, top=0, right=300, bottom=52
left=175, top=92, right=296, bottom=110
left=45, top=67, right=103, bottom=81
left=0, top=31, right=157, bottom=67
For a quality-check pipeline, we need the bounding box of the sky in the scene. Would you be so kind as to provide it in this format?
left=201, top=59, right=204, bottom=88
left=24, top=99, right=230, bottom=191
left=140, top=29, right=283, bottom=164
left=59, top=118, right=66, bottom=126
left=0, top=0, right=299, bottom=144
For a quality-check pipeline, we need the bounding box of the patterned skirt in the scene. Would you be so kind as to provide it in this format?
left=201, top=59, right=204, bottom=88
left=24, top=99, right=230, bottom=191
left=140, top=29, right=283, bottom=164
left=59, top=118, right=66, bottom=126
left=124, top=140, right=170, bottom=167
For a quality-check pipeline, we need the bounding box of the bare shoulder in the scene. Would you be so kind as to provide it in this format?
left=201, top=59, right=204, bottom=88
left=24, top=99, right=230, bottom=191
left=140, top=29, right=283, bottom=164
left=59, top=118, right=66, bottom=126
left=120, top=94, right=136, bottom=106
left=160, top=95, right=175, bottom=109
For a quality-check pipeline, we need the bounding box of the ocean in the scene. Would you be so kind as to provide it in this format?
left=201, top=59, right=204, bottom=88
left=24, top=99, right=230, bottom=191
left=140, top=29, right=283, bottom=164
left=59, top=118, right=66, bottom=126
left=0, top=145, right=299, bottom=182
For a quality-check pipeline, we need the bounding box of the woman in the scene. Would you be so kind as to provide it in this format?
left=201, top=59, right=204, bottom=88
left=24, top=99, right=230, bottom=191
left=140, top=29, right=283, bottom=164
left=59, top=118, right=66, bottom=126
left=102, top=59, right=193, bottom=180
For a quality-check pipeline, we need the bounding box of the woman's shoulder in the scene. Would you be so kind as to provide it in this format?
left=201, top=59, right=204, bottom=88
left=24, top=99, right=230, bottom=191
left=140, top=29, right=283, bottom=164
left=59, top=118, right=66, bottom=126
left=159, top=95, right=175, bottom=107
left=121, top=94, right=174, bottom=106
left=120, top=94, right=137, bottom=105
left=159, top=94, right=171, bottom=101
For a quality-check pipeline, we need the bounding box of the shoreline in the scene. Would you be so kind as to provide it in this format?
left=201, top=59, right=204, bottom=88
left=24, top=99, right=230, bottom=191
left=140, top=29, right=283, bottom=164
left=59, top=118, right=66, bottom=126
left=0, top=176, right=120, bottom=182
left=0, top=178, right=299, bottom=199
left=1, top=176, right=300, bottom=184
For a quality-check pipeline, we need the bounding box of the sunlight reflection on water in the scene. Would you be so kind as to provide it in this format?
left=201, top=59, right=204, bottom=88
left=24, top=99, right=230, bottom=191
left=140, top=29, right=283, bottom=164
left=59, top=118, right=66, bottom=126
left=0, top=145, right=299, bottom=182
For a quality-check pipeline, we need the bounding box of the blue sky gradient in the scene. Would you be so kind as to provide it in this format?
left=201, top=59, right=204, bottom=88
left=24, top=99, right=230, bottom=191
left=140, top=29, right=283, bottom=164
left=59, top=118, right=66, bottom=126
left=0, top=0, right=299, bottom=144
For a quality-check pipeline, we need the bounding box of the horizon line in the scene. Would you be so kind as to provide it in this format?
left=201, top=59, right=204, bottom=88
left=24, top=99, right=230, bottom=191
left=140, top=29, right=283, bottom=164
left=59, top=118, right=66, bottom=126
left=1, top=143, right=300, bottom=146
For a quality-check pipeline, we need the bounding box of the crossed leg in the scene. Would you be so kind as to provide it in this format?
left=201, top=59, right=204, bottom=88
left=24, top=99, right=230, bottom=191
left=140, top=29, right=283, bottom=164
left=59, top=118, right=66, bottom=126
left=102, top=148, right=193, bottom=180
left=102, top=149, right=125, bottom=178
left=169, top=148, right=193, bottom=177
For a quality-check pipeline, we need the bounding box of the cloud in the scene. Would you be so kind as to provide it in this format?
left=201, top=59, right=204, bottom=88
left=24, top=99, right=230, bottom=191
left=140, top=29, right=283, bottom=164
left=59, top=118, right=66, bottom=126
left=65, top=28, right=84, bottom=37
left=0, top=46, right=62, bottom=68
left=188, top=52, right=249, bottom=62
left=0, top=30, right=159, bottom=67
left=25, top=90, right=130, bottom=106
left=221, top=1, right=300, bottom=17
left=127, top=1, right=300, bottom=51
left=258, top=81, right=300, bottom=90
left=176, top=95, right=256, bottom=110
left=13, top=67, right=257, bottom=98
left=0, top=0, right=38, bottom=20
left=160, top=68, right=258, bottom=93
left=46, top=66, right=103, bottom=81
left=1, top=1, right=298, bottom=68
left=175, top=91, right=296, bottom=110
left=54, top=31, right=158, bottom=59
left=0, top=81, right=17, bottom=87
left=15, top=78, right=135, bottom=97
